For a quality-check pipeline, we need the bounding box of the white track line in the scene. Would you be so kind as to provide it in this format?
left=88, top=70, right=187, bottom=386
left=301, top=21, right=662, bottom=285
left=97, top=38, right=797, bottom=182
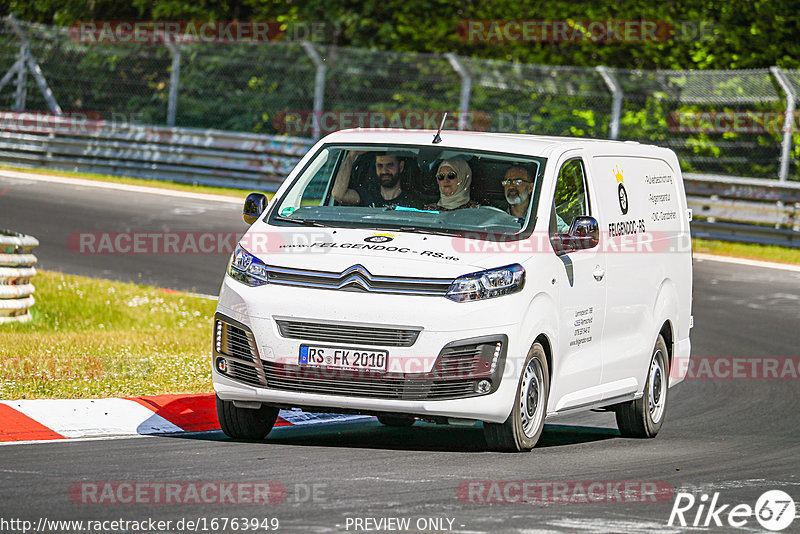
left=0, top=169, right=244, bottom=204
left=694, top=253, right=800, bottom=273
left=0, top=433, right=153, bottom=447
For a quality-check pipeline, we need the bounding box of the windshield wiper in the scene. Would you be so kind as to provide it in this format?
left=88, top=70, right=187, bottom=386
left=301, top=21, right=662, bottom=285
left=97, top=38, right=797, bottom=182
left=273, top=216, right=327, bottom=227
left=396, top=226, right=459, bottom=237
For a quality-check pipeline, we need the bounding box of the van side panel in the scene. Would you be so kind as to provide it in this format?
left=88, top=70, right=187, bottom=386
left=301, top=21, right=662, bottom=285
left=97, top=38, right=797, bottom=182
left=589, top=153, right=690, bottom=396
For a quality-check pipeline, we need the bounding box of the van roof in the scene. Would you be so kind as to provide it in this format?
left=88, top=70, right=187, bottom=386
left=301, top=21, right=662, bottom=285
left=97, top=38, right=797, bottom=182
left=322, top=129, right=651, bottom=157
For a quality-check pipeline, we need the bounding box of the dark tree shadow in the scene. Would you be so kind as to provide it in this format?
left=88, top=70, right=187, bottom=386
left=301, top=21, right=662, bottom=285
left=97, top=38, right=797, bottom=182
left=154, top=419, right=620, bottom=453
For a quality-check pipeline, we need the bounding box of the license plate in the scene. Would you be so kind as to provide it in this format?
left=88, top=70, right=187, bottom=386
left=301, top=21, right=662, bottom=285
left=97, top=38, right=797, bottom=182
left=298, top=344, right=388, bottom=372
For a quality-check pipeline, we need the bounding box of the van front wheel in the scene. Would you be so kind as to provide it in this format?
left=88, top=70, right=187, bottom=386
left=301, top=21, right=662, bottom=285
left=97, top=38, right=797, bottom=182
left=483, top=343, right=549, bottom=452
left=615, top=335, right=669, bottom=438
left=216, top=395, right=280, bottom=440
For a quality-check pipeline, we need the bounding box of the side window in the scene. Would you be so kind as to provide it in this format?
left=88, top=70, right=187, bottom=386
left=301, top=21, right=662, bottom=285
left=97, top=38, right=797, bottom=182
left=550, top=159, right=589, bottom=235
left=305, top=150, right=341, bottom=206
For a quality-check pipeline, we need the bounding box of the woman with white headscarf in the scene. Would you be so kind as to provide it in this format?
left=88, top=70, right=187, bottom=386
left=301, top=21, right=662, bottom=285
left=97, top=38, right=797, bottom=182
left=423, top=159, right=480, bottom=211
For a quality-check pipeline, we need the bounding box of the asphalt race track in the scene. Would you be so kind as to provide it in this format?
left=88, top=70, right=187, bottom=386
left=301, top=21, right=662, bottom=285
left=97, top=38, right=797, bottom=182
left=1, top=172, right=799, bottom=533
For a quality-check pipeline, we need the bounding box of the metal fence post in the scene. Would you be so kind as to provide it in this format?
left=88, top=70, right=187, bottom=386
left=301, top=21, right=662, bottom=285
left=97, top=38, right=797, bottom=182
left=596, top=66, right=622, bottom=140
left=6, top=15, right=62, bottom=115
left=165, top=40, right=181, bottom=127
left=13, top=41, right=28, bottom=111
left=445, top=53, right=471, bottom=131
left=300, top=41, right=326, bottom=141
left=770, top=66, right=796, bottom=182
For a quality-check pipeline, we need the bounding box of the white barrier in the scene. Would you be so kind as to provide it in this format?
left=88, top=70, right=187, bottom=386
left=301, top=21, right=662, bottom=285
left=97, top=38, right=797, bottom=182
left=0, top=230, right=38, bottom=323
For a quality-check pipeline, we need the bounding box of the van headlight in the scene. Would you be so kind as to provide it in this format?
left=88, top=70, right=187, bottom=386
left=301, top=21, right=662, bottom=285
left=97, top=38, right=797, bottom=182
left=445, top=264, right=525, bottom=302
left=227, top=244, right=269, bottom=286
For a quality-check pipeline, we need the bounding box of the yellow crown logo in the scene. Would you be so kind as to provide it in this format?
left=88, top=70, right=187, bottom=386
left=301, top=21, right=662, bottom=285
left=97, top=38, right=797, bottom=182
left=613, top=165, right=624, bottom=183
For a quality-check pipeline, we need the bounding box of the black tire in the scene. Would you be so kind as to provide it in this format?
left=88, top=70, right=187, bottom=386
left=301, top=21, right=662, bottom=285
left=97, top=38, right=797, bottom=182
left=616, top=335, right=669, bottom=438
left=483, top=342, right=549, bottom=452
left=216, top=395, right=280, bottom=440
left=377, top=414, right=416, bottom=427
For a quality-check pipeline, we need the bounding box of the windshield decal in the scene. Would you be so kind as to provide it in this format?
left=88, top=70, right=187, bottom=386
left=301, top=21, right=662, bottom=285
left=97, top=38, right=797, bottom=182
left=278, top=241, right=460, bottom=261
left=364, top=235, right=394, bottom=243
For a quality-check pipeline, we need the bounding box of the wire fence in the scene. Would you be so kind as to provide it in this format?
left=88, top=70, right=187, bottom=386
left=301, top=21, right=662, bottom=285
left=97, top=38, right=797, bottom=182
left=1, top=17, right=798, bottom=181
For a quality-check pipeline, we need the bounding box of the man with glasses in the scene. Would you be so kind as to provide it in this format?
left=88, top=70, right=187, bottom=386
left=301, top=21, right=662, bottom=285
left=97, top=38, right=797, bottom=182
left=502, top=166, right=535, bottom=220
left=502, top=165, right=567, bottom=230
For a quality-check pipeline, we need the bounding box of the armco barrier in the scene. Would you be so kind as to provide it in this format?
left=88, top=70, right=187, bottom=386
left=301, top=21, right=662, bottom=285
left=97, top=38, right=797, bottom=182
left=684, top=174, right=800, bottom=247
left=0, top=230, right=38, bottom=323
left=0, top=119, right=314, bottom=192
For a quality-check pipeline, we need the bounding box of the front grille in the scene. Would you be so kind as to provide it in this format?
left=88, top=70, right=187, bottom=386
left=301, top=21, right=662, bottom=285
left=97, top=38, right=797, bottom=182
left=275, top=320, right=420, bottom=347
left=263, top=264, right=452, bottom=296
left=434, top=342, right=500, bottom=378
left=215, top=314, right=504, bottom=400
left=216, top=320, right=257, bottom=363
left=261, top=361, right=479, bottom=400
left=227, top=360, right=263, bottom=387
left=214, top=317, right=265, bottom=387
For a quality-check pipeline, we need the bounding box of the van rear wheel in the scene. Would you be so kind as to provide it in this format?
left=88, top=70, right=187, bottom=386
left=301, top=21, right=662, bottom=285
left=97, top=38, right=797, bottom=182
left=615, top=335, right=669, bottom=438
left=216, top=395, right=280, bottom=440
left=483, top=343, right=549, bottom=452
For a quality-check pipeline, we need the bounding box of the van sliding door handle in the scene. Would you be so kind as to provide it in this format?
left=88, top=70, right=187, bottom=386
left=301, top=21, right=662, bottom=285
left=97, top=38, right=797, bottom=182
left=593, top=266, right=605, bottom=281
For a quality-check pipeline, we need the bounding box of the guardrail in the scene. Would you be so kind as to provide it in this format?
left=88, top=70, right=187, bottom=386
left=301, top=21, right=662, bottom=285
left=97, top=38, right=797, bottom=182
left=0, top=117, right=314, bottom=192
left=684, top=174, right=800, bottom=247
left=0, top=117, right=799, bottom=247
left=0, top=230, right=38, bottom=323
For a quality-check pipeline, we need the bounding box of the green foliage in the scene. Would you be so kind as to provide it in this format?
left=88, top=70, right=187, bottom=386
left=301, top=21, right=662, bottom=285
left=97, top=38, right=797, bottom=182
left=2, top=0, right=798, bottom=179
left=4, top=0, right=799, bottom=69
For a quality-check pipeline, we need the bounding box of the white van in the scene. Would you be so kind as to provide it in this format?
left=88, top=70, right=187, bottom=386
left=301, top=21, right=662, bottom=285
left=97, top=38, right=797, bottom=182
left=213, top=129, right=692, bottom=451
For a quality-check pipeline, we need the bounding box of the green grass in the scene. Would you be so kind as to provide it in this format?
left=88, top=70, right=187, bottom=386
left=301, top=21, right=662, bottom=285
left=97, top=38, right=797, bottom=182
left=0, top=270, right=217, bottom=400
left=0, top=165, right=270, bottom=199
left=693, top=238, right=800, bottom=265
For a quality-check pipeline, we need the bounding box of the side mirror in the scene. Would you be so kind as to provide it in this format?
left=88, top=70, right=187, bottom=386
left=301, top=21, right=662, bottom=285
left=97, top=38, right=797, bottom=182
left=566, top=216, right=599, bottom=251
left=552, top=216, right=599, bottom=255
left=243, top=193, right=268, bottom=225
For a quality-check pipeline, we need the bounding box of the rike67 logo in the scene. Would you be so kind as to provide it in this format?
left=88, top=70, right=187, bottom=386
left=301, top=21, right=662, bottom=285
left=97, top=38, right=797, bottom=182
left=668, top=489, right=796, bottom=531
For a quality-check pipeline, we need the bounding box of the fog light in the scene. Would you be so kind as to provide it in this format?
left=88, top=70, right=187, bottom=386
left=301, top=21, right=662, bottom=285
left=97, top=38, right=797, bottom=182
left=216, top=357, right=228, bottom=373
left=476, top=379, right=492, bottom=394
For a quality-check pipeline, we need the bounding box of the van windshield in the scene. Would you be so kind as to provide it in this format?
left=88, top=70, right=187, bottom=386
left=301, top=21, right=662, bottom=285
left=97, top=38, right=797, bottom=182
left=270, top=144, right=546, bottom=238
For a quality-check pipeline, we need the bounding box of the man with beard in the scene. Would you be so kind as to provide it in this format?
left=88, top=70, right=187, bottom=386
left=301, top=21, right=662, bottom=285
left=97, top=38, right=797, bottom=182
left=332, top=151, right=421, bottom=208
left=502, top=165, right=568, bottom=230
left=502, top=165, right=535, bottom=221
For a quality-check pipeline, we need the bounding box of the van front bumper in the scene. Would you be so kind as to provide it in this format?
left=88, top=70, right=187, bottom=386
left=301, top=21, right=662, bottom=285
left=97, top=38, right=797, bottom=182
left=211, top=276, right=529, bottom=423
